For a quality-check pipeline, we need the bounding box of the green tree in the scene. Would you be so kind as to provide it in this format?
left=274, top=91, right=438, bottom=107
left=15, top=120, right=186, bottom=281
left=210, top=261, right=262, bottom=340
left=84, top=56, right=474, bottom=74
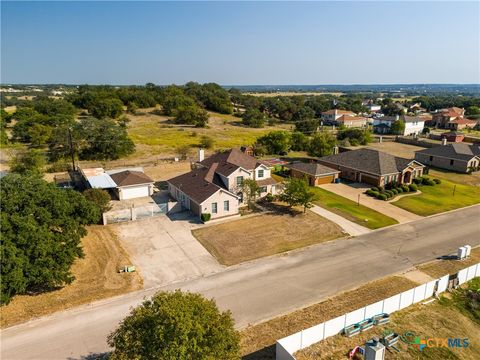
left=256, top=131, right=291, bottom=155
left=308, top=132, right=336, bottom=157
left=9, top=149, right=46, bottom=177
left=290, top=131, right=309, bottom=151
left=279, top=177, right=317, bottom=213
left=295, top=119, right=319, bottom=134
left=0, top=175, right=100, bottom=304
left=390, top=120, right=406, bottom=135
left=107, top=290, right=240, bottom=360
left=174, top=105, right=209, bottom=128
left=88, top=98, right=124, bottom=119
left=242, top=108, right=265, bottom=128
left=83, top=188, right=112, bottom=214
left=241, top=178, right=260, bottom=209
left=337, top=128, right=372, bottom=146
left=466, top=106, right=480, bottom=116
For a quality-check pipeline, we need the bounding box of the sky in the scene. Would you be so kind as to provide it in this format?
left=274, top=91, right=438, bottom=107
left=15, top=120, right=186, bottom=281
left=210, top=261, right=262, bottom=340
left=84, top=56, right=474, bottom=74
left=1, top=1, right=479, bottom=85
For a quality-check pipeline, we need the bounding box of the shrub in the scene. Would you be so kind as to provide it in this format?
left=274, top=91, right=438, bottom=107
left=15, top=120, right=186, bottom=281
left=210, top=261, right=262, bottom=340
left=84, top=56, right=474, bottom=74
left=377, top=193, right=388, bottom=201
left=366, top=189, right=374, bottom=196
left=402, top=185, right=410, bottom=192
left=47, top=161, right=72, bottom=173
left=265, top=193, right=274, bottom=202
left=433, top=178, right=441, bottom=184
left=377, top=186, right=384, bottom=192
left=425, top=179, right=435, bottom=186
left=371, top=191, right=380, bottom=197
left=409, top=183, right=418, bottom=192
left=391, top=189, right=398, bottom=195
left=396, top=187, right=403, bottom=194
left=421, top=177, right=430, bottom=185
left=200, top=213, right=211, bottom=222
left=371, top=187, right=379, bottom=192
left=413, top=177, right=422, bottom=185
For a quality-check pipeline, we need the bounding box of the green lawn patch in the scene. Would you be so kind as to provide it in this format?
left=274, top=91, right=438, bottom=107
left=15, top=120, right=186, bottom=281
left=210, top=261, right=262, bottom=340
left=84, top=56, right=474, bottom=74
left=310, top=187, right=398, bottom=229
left=393, top=179, right=480, bottom=216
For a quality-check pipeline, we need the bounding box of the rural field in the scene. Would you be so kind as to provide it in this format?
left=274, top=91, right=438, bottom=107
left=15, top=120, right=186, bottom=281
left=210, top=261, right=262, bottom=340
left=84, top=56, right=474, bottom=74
left=353, top=141, right=428, bottom=159
left=125, top=108, right=292, bottom=158
left=0, top=226, right=142, bottom=328
left=192, top=205, right=344, bottom=266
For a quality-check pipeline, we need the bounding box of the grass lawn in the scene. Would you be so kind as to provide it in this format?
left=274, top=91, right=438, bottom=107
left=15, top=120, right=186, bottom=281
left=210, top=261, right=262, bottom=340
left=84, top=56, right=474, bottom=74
left=417, top=247, right=480, bottom=279
left=429, top=168, right=480, bottom=187
left=0, top=226, right=143, bottom=328
left=393, top=178, right=480, bottom=216
left=192, top=205, right=344, bottom=266
left=310, top=187, right=398, bottom=229
left=241, top=275, right=418, bottom=359
left=296, top=279, right=480, bottom=360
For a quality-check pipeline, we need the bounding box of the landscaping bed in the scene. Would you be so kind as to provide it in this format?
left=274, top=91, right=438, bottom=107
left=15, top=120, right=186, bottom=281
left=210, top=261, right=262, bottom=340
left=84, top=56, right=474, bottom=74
left=310, top=187, right=398, bottom=229
left=365, top=176, right=441, bottom=202
left=192, top=203, right=344, bottom=266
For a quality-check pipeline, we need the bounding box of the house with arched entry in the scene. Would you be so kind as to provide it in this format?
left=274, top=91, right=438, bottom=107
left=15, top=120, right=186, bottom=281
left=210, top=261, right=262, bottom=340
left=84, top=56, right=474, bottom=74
left=317, top=148, right=424, bottom=187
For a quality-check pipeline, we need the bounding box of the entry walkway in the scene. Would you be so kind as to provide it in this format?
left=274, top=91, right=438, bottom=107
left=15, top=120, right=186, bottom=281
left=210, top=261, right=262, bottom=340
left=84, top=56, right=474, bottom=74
left=321, top=183, right=422, bottom=223
left=310, top=204, right=371, bottom=236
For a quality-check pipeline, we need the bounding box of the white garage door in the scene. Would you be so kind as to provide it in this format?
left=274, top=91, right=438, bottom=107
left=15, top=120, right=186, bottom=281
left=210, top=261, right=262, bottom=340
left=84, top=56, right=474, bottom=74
left=120, top=185, right=150, bottom=200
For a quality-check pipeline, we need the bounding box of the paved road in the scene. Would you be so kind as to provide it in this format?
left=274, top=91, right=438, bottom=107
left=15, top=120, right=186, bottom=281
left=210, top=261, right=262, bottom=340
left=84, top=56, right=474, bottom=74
left=2, top=205, right=479, bottom=360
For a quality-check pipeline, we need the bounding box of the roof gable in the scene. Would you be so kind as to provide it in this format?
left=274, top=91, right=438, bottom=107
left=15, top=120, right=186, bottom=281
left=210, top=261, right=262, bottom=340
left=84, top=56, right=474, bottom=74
left=109, top=170, right=154, bottom=187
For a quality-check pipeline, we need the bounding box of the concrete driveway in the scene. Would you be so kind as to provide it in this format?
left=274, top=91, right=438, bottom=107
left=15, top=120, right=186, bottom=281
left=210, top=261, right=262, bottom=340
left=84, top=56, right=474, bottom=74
left=115, top=212, right=223, bottom=288
left=321, top=182, right=422, bottom=223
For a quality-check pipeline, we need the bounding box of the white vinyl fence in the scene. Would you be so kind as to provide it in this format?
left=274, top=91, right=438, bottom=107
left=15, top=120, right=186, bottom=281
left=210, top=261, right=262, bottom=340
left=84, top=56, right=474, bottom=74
left=276, top=262, right=480, bottom=360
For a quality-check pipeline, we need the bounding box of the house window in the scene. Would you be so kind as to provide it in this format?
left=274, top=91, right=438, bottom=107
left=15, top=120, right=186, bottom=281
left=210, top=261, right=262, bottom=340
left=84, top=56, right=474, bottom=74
left=236, top=176, right=243, bottom=186
left=258, top=169, right=264, bottom=178
left=450, top=159, right=454, bottom=166
left=429, top=156, right=433, bottom=162
left=211, top=202, right=217, bottom=214
left=224, top=200, right=229, bottom=211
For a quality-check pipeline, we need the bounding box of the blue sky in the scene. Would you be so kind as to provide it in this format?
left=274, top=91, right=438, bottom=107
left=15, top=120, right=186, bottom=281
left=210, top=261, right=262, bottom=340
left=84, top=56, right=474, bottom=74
left=1, top=1, right=479, bottom=85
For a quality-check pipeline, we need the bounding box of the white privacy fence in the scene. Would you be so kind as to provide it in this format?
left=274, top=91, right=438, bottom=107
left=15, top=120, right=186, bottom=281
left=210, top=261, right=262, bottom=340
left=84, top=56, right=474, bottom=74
left=276, top=262, right=480, bottom=360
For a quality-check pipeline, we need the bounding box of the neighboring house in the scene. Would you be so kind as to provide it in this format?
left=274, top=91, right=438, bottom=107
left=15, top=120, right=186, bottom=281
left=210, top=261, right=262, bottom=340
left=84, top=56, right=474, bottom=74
left=431, top=107, right=466, bottom=128
left=415, top=143, right=480, bottom=173
left=109, top=170, right=155, bottom=200
left=441, top=131, right=465, bottom=143
left=362, top=100, right=381, bottom=113
left=318, top=148, right=425, bottom=187
left=394, top=102, right=408, bottom=114
left=373, top=115, right=425, bottom=135
left=321, top=109, right=356, bottom=123
left=80, top=167, right=154, bottom=200
left=167, top=148, right=278, bottom=219
left=445, top=118, right=477, bottom=130
left=336, top=115, right=368, bottom=128
left=286, top=162, right=340, bottom=186
left=240, top=145, right=255, bottom=156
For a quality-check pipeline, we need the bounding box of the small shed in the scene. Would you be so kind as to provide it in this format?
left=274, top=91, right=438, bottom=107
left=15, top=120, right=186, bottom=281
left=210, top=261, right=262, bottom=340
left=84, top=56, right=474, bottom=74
left=286, top=162, right=340, bottom=186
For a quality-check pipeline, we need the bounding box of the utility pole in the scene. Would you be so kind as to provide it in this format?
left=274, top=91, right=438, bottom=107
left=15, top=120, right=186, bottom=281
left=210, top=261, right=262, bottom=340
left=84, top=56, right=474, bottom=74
left=68, top=128, right=75, bottom=171
left=453, top=184, right=456, bottom=197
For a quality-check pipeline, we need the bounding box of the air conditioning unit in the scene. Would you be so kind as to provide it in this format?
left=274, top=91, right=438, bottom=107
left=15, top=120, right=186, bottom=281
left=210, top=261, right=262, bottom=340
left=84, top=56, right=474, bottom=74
left=457, top=246, right=467, bottom=260
left=464, top=245, right=471, bottom=257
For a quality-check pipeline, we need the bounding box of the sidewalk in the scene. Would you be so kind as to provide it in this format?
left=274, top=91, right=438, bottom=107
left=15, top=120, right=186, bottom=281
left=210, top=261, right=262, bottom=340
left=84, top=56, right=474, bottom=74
left=310, top=204, right=371, bottom=236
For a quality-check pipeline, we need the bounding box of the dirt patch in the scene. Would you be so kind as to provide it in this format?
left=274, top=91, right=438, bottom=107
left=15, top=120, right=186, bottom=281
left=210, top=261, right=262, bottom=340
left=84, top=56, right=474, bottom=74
left=143, top=161, right=192, bottom=181
left=352, top=142, right=427, bottom=159
left=193, top=207, right=344, bottom=266
left=0, top=226, right=143, bottom=328
left=417, top=247, right=480, bottom=279
left=240, top=276, right=417, bottom=359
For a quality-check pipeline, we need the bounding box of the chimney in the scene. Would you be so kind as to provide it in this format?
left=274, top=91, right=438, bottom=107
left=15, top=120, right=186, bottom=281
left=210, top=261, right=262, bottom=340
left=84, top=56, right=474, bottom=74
left=442, top=138, right=447, bottom=146
left=333, top=145, right=339, bottom=155
left=198, top=148, right=205, bottom=162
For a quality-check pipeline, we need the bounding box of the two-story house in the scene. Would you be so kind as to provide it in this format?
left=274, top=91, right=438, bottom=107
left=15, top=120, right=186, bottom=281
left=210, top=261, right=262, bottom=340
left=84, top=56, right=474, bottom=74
left=373, top=115, right=425, bottom=135
left=167, top=149, right=278, bottom=219
left=321, top=109, right=356, bottom=124
left=431, top=107, right=466, bottom=128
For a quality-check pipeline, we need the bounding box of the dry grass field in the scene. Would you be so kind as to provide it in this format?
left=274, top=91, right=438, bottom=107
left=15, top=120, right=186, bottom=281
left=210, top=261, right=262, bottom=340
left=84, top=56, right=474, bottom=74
left=0, top=226, right=143, bottom=328
left=240, top=276, right=418, bottom=359
left=192, top=206, right=344, bottom=266
left=354, top=141, right=427, bottom=159
left=417, top=247, right=480, bottom=279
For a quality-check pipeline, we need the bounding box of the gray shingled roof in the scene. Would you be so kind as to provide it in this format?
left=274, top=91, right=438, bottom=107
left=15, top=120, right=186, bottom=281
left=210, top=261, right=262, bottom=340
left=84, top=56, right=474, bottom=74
left=319, top=148, right=418, bottom=176
left=415, top=143, right=480, bottom=161
left=286, top=162, right=340, bottom=177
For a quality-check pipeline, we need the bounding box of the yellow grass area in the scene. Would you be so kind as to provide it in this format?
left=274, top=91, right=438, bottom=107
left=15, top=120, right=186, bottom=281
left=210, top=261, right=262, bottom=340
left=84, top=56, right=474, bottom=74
left=355, top=142, right=428, bottom=159
left=0, top=226, right=143, bottom=328
left=125, top=108, right=292, bottom=157
left=417, top=247, right=480, bottom=279
left=428, top=168, right=480, bottom=187
left=192, top=207, right=344, bottom=266
left=240, top=276, right=418, bottom=359
left=296, top=299, right=480, bottom=360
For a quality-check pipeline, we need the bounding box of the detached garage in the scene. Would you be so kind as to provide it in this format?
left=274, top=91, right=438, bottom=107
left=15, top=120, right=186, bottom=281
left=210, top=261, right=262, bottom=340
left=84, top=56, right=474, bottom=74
left=109, top=170, right=154, bottom=200
left=286, top=162, right=340, bottom=186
